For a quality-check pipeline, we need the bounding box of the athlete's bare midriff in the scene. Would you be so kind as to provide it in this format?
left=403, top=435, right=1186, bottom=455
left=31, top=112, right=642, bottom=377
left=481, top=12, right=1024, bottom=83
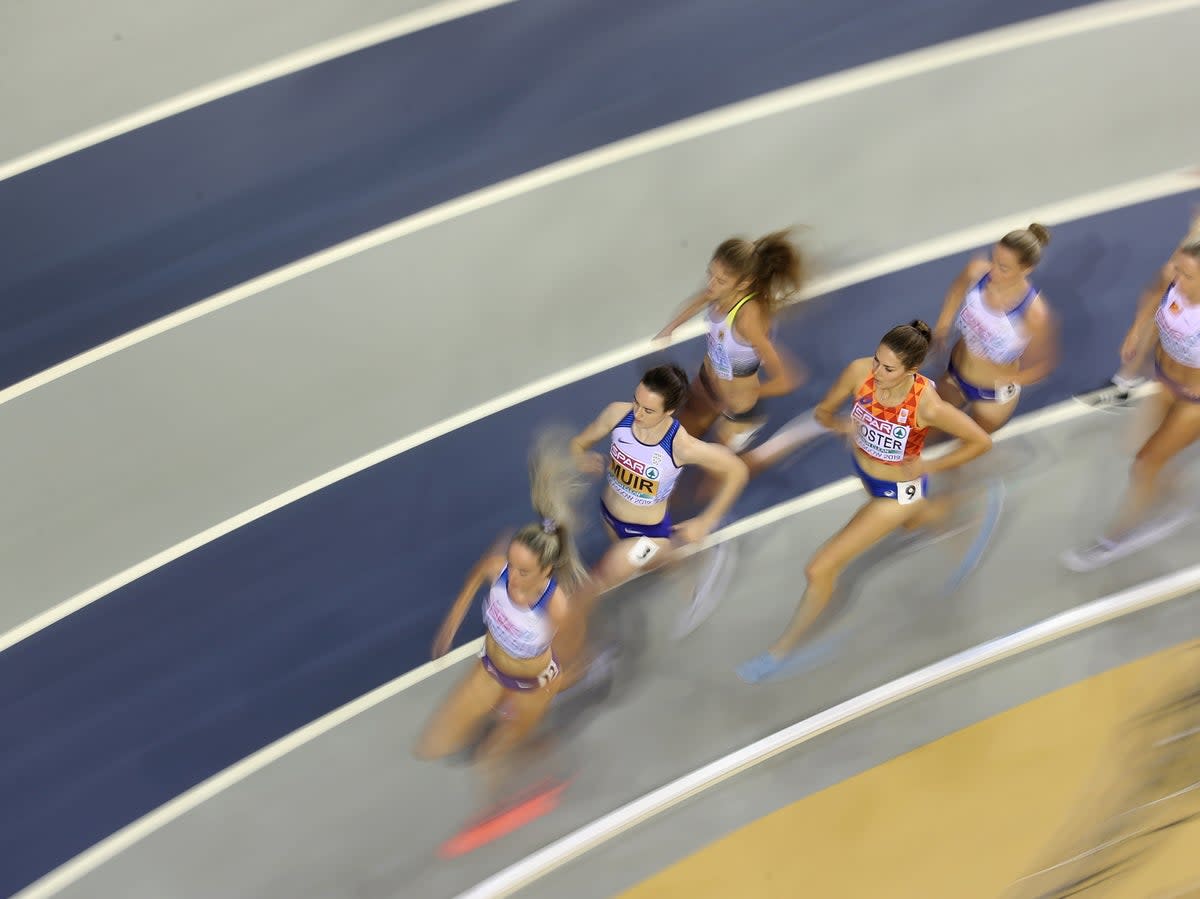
left=484, top=632, right=555, bottom=679
left=1156, top=345, right=1200, bottom=395
left=950, top=338, right=1020, bottom=389
left=701, top=355, right=760, bottom=414
left=601, top=485, right=669, bottom=528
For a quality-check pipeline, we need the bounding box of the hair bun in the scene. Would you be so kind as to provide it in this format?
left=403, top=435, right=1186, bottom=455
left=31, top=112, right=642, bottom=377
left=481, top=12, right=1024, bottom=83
left=909, top=319, right=933, bottom=343
left=1027, top=222, right=1051, bottom=247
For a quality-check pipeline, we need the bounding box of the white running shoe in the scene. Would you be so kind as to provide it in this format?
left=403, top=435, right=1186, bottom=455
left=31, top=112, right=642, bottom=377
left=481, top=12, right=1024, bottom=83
left=1073, top=375, right=1145, bottom=412
left=1062, top=506, right=1195, bottom=572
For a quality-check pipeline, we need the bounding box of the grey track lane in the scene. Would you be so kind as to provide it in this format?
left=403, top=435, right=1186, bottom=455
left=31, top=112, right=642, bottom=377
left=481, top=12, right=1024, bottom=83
left=45, top=403, right=1200, bottom=899
left=3, top=10, right=1199, bottom=638
left=0, top=0, right=455, bottom=165
left=535, top=590, right=1200, bottom=899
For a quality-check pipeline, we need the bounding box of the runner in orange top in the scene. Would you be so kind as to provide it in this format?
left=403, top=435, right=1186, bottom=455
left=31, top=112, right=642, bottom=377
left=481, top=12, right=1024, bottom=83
left=741, top=320, right=995, bottom=680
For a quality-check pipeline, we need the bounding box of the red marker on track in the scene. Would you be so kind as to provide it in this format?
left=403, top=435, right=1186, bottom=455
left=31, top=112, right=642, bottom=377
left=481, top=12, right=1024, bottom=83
left=438, top=777, right=572, bottom=858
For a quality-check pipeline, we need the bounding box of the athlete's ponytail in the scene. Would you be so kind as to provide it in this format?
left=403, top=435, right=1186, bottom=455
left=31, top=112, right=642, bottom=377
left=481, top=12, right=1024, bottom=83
left=881, top=319, right=933, bottom=370
left=512, top=428, right=588, bottom=589
left=711, top=228, right=806, bottom=314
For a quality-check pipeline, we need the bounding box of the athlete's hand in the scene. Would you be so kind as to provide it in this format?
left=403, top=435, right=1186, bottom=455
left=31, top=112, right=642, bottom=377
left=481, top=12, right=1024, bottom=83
left=829, top=415, right=855, bottom=437
left=575, top=451, right=605, bottom=475
left=672, top=516, right=713, bottom=545
left=895, top=458, right=926, bottom=481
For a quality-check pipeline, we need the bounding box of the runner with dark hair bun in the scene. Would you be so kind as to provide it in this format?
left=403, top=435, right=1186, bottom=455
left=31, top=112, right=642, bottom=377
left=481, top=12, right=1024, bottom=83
left=740, top=320, right=996, bottom=682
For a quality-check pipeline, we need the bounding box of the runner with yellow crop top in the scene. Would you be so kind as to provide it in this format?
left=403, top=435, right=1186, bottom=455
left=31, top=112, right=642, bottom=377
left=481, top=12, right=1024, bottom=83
left=656, top=230, right=807, bottom=453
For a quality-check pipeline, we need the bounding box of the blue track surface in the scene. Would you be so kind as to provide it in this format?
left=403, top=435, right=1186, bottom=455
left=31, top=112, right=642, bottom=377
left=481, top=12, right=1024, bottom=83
left=0, top=0, right=1095, bottom=393
left=1, top=189, right=1194, bottom=894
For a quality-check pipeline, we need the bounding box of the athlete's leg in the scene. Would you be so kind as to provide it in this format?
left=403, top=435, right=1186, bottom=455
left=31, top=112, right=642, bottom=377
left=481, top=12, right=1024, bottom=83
left=474, top=681, right=559, bottom=795
left=935, top=372, right=968, bottom=409
left=739, top=408, right=827, bottom=477
left=1105, top=394, right=1200, bottom=540
left=555, top=526, right=674, bottom=687
left=676, top=372, right=721, bottom=438
left=965, top=395, right=1019, bottom=434
left=769, top=497, right=914, bottom=657
left=415, top=663, right=504, bottom=760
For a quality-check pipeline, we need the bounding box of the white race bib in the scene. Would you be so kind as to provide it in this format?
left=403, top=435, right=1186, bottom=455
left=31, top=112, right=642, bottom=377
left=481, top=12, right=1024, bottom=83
left=627, top=535, right=661, bottom=567
left=994, top=381, right=1021, bottom=404
left=896, top=477, right=924, bottom=505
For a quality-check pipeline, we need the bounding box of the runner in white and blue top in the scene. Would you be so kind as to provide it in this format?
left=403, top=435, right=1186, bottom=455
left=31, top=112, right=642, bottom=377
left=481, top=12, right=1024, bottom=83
left=931, top=223, right=1058, bottom=435
left=416, top=431, right=587, bottom=793
left=1063, top=237, right=1200, bottom=573
left=555, top=364, right=749, bottom=677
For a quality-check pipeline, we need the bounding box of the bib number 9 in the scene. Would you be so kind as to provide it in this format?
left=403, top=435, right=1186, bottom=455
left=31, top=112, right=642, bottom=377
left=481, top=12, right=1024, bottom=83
left=897, top=477, right=924, bottom=505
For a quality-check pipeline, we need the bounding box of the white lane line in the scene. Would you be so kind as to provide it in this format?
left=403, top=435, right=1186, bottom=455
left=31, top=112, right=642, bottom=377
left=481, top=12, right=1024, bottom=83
left=0, top=0, right=518, bottom=182
left=0, top=168, right=1189, bottom=657
left=0, top=0, right=1194, bottom=410
left=458, top=563, right=1200, bottom=898
left=8, top=383, right=1156, bottom=899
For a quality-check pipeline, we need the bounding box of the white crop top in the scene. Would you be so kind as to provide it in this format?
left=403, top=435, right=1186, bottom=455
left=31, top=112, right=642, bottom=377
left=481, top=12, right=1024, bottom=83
left=606, top=410, right=683, bottom=507
left=482, top=566, right=555, bottom=660
left=955, top=273, right=1037, bottom=365
left=706, top=295, right=762, bottom=380
left=1156, top=282, right=1200, bottom=368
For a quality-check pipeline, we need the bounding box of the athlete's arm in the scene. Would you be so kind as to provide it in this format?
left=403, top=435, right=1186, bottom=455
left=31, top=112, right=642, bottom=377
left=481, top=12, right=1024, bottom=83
left=671, top=430, right=749, bottom=538
left=570, top=402, right=631, bottom=473
left=736, top=299, right=805, bottom=397
left=656, top=289, right=711, bottom=340
left=545, top=586, right=571, bottom=633
left=932, top=258, right=989, bottom=350
left=910, top=389, right=992, bottom=475
left=432, top=552, right=506, bottom=658
left=1015, top=296, right=1059, bottom=385
left=814, top=357, right=871, bottom=433
left=1121, top=261, right=1173, bottom=366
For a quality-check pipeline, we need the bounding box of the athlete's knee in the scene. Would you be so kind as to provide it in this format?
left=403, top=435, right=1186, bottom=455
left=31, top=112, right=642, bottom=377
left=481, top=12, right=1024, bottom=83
left=1131, top=448, right=1170, bottom=481
left=414, top=731, right=451, bottom=761
left=805, top=552, right=841, bottom=584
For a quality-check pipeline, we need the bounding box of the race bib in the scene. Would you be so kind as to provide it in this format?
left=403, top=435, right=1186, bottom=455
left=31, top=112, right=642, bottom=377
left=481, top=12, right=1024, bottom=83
left=896, top=477, right=924, bottom=505
left=627, top=535, right=661, bottom=567
left=994, top=381, right=1021, bottom=404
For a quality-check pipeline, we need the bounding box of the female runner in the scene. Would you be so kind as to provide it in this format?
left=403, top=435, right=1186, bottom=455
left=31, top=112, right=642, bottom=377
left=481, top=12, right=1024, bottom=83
left=929, top=223, right=1059, bottom=434
left=656, top=230, right=807, bottom=451
left=1078, top=210, right=1200, bottom=410
left=740, top=321, right=995, bottom=681
left=1063, top=237, right=1200, bottom=570
left=555, top=363, right=749, bottom=676
left=416, top=431, right=586, bottom=809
